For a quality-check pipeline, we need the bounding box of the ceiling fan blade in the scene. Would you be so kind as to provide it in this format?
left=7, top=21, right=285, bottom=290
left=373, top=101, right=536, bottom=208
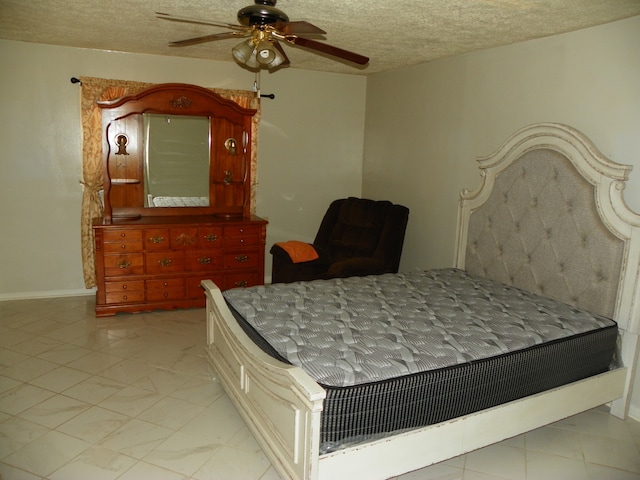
left=169, top=32, right=247, bottom=47
left=287, top=36, right=369, bottom=65
left=275, top=21, right=326, bottom=35
left=156, top=12, right=245, bottom=32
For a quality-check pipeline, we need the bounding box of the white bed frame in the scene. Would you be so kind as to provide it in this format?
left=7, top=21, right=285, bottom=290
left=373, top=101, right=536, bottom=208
left=202, top=123, right=640, bottom=480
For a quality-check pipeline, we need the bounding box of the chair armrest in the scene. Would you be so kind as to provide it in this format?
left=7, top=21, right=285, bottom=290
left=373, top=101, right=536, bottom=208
left=327, top=257, right=386, bottom=278
left=270, top=243, right=317, bottom=265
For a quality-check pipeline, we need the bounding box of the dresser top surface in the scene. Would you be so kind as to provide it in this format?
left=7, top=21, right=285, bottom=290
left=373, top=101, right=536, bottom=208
left=93, top=215, right=267, bottom=228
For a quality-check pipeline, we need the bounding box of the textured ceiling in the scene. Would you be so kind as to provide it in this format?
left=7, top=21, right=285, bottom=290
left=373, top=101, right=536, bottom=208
left=1, top=0, right=639, bottom=75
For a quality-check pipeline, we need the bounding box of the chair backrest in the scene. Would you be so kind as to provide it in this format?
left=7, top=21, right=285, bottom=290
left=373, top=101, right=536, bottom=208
left=313, top=197, right=409, bottom=271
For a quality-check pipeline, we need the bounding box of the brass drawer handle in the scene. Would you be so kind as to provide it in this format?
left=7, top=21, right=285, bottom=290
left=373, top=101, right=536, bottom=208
left=234, top=255, right=249, bottom=263
left=204, top=234, right=219, bottom=242
left=198, top=257, right=212, bottom=265
left=235, top=280, right=248, bottom=287
left=158, top=258, right=173, bottom=267
left=149, top=235, right=165, bottom=244
left=117, top=259, right=132, bottom=269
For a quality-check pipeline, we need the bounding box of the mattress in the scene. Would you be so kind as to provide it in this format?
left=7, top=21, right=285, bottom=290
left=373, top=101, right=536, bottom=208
left=223, top=269, right=618, bottom=452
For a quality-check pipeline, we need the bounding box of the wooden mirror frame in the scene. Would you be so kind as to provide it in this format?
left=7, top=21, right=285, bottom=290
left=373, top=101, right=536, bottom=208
left=98, top=83, right=257, bottom=223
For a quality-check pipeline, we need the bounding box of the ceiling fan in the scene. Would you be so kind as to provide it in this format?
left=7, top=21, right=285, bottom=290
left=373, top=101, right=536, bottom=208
left=157, top=0, right=369, bottom=72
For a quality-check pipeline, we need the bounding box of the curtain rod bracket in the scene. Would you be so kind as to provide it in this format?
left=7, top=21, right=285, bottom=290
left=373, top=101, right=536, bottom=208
left=70, top=77, right=82, bottom=85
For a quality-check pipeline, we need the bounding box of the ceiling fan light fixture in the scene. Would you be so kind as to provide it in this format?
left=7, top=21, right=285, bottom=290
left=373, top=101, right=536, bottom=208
left=232, top=38, right=258, bottom=65
left=256, top=40, right=278, bottom=64
left=232, top=36, right=286, bottom=70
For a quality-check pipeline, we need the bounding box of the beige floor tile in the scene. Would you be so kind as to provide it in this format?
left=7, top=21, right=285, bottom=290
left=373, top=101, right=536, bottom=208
left=18, top=393, right=91, bottom=429
left=48, top=446, right=137, bottom=480
left=0, top=356, right=59, bottom=382
left=525, top=450, right=588, bottom=480
left=118, top=460, right=187, bottom=480
left=137, top=396, right=205, bottom=430
left=99, top=418, right=174, bottom=459
left=524, top=424, right=584, bottom=460
left=28, top=365, right=91, bottom=393
left=580, top=433, right=640, bottom=474
left=193, top=444, right=273, bottom=480
left=0, top=416, right=50, bottom=457
left=56, top=405, right=130, bottom=444
left=0, top=383, right=55, bottom=415
left=464, top=444, right=526, bottom=480
left=2, top=430, right=90, bottom=477
left=142, top=430, right=221, bottom=477
left=98, top=385, right=164, bottom=417
left=62, top=374, right=127, bottom=404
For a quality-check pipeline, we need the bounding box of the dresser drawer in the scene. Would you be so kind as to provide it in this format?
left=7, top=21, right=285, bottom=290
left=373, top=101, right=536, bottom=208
left=145, top=252, right=185, bottom=274
left=224, top=250, right=260, bottom=270
left=105, top=280, right=144, bottom=293
left=224, top=272, right=260, bottom=290
left=170, top=228, right=199, bottom=249
left=103, top=253, right=144, bottom=276
left=146, top=279, right=185, bottom=301
left=185, top=250, right=223, bottom=271
left=223, top=225, right=260, bottom=248
left=103, top=241, right=144, bottom=253
left=102, top=229, right=143, bottom=252
left=105, top=289, right=145, bottom=304
left=223, top=234, right=259, bottom=248
left=103, top=229, right=143, bottom=243
left=144, top=229, right=170, bottom=250
left=224, top=225, right=260, bottom=237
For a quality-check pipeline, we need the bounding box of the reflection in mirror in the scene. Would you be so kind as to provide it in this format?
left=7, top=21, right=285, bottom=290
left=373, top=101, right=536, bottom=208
left=144, top=114, right=210, bottom=207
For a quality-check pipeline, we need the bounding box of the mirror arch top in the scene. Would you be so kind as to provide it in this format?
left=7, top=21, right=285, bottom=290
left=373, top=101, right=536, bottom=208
left=98, top=83, right=258, bottom=222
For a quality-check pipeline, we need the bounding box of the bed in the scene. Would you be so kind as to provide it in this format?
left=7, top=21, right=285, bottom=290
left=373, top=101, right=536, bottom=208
left=202, top=123, right=640, bottom=480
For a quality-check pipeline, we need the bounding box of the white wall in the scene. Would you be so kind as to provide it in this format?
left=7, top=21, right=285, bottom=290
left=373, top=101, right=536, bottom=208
left=0, top=40, right=366, bottom=298
left=363, top=16, right=640, bottom=273
left=363, top=16, right=640, bottom=418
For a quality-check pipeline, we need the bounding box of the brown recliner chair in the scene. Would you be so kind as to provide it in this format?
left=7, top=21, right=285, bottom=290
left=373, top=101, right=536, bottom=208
left=270, top=197, right=409, bottom=284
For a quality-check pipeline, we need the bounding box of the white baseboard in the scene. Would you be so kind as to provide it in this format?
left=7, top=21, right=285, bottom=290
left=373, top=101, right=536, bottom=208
left=0, top=289, right=95, bottom=302
left=629, top=403, right=640, bottom=422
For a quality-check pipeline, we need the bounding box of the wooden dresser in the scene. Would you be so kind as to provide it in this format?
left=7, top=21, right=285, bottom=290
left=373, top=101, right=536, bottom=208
left=93, top=83, right=265, bottom=316
left=93, top=215, right=267, bottom=316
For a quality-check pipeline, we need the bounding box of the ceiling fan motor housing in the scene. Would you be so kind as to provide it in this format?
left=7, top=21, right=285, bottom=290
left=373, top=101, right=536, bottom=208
left=237, top=0, right=289, bottom=26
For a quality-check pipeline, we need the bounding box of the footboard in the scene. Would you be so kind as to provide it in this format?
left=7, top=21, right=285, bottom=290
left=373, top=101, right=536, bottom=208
left=202, top=280, right=326, bottom=480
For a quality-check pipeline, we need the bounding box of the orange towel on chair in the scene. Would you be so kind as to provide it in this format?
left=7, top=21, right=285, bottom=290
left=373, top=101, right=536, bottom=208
left=275, top=241, right=319, bottom=263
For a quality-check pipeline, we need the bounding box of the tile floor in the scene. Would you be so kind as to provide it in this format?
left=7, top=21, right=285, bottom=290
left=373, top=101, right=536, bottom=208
left=0, top=295, right=639, bottom=480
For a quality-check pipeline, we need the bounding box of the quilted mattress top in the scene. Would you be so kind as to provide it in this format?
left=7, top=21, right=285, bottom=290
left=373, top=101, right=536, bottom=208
left=223, top=269, right=616, bottom=387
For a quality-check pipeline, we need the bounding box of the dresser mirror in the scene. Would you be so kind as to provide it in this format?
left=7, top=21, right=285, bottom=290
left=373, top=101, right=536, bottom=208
left=144, top=113, right=210, bottom=207
left=98, top=83, right=257, bottom=222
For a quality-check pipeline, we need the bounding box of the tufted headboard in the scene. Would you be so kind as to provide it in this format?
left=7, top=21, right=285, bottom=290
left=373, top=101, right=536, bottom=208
left=463, top=148, right=624, bottom=318
left=455, top=123, right=640, bottom=336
